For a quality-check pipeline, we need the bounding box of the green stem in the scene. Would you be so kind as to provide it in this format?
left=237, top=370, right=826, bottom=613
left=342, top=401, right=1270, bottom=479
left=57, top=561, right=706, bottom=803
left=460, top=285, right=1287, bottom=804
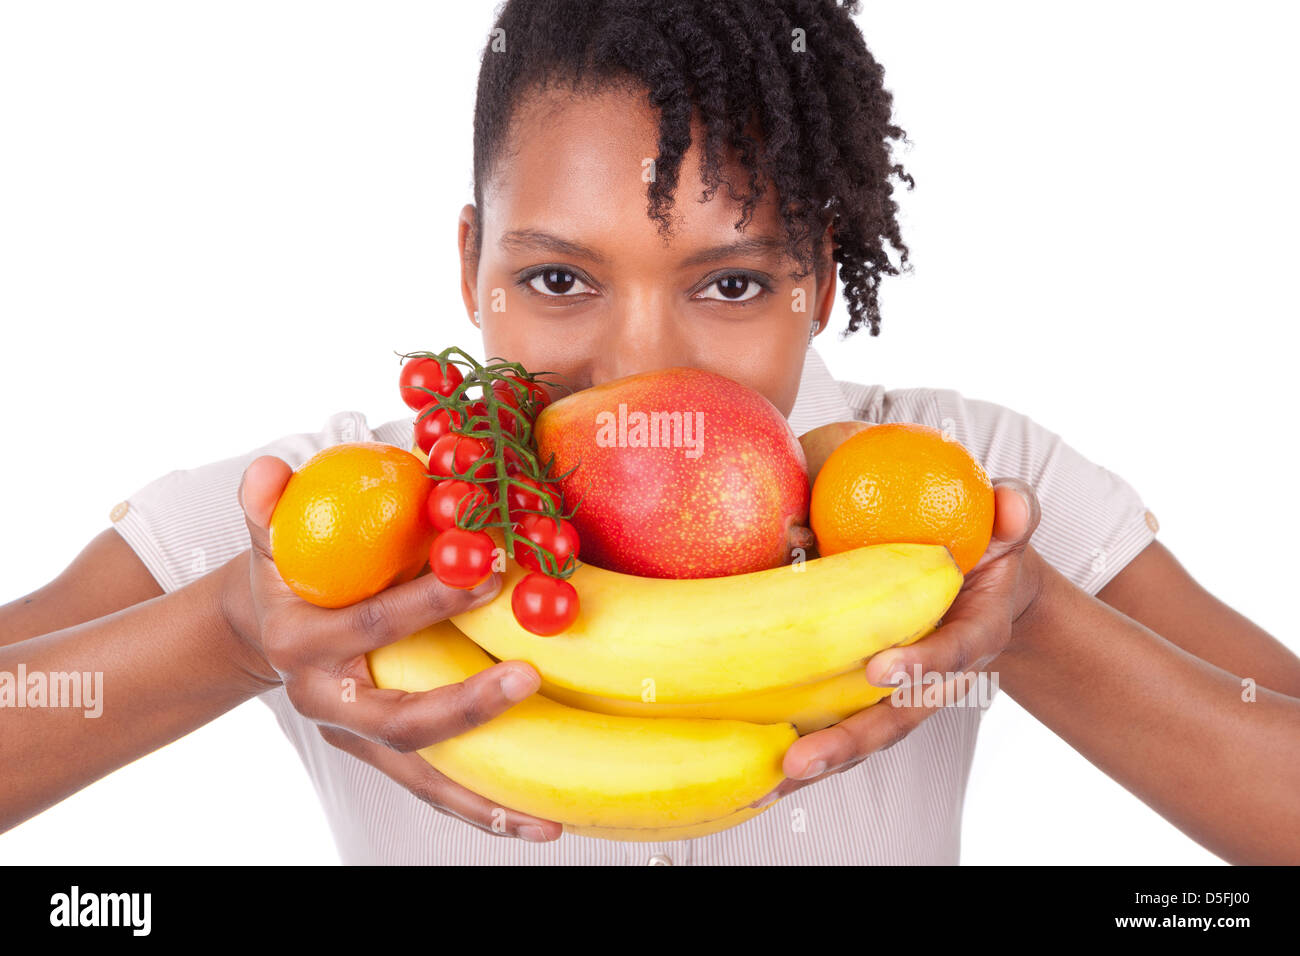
left=398, top=347, right=580, bottom=581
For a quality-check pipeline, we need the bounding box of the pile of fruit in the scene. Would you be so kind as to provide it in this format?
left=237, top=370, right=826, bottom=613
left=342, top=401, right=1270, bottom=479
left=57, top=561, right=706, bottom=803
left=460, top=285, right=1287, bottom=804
left=268, top=347, right=994, bottom=841
left=399, top=348, right=585, bottom=637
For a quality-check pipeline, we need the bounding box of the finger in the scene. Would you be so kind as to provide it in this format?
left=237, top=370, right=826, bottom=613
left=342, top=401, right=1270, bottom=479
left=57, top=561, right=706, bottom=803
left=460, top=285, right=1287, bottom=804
left=971, top=479, right=1042, bottom=572
left=297, top=658, right=542, bottom=753
left=751, top=484, right=1041, bottom=808
left=312, top=567, right=503, bottom=661
left=755, top=755, right=873, bottom=806
left=316, top=724, right=562, bottom=842
left=864, top=567, right=1019, bottom=687
left=237, top=455, right=301, bottom=609
left=238, top=455, right=292, bottom=556
left=239, top=451, right=504, bottom=661
left=751, top=695, right=936, bottom=806
left=759, top=666, right=988, bottom=805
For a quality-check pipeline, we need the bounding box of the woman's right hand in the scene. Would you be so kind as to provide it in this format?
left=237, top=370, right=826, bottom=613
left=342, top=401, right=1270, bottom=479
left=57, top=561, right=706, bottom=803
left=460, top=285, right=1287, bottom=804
left=222, top=454, right=562, bottom=843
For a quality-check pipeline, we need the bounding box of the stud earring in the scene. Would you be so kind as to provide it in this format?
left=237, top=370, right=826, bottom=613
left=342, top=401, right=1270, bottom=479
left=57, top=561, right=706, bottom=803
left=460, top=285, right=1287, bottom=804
left=808, top=320, right=819, bottom=343
left=472, top=310, right=480, bottom=327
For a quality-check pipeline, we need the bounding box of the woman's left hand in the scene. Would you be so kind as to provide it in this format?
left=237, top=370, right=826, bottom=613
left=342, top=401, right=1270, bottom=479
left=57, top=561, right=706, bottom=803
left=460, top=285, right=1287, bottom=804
left=754, top=477, right=1044, bottom=807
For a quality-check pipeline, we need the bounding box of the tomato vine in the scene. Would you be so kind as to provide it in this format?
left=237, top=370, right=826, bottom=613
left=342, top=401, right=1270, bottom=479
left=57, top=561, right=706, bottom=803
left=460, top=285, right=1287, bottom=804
left=397, top=347, right=583, bottom=580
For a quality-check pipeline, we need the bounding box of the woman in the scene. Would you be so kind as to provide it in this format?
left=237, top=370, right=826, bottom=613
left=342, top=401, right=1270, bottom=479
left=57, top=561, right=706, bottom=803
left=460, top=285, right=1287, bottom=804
left=4, top=0, right=1299, bottom=865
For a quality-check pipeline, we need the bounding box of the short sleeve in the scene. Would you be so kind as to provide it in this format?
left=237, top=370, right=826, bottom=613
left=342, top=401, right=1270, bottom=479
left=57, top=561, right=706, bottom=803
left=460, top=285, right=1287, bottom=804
left=108, top=411, right=400, bottom=595
left=874, top=387, right=1159, bottom=597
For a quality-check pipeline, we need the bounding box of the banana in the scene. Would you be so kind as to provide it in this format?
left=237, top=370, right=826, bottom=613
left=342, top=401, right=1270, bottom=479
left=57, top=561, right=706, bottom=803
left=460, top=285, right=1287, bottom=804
left=366, top=622, right=796, bottom=836
left=451, top=542, right=962, bottom=703
left=537, top=614, right=934, bottom=733
left=566, top=803, right=771, bottom=842
left=541, top=670, right=891, bottom=736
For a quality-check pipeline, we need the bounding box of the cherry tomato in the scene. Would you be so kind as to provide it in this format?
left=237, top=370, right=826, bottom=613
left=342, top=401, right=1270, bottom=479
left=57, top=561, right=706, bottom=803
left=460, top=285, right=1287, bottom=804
left=489, top=381, right=534, bottom=432
left=465, top=398, right=523, bottom=438
left=512, top=514, right=580, bottom=575
left=490, top=380, right=521, bottom=408
left=431, top=528, right=497, bottom=590
left=511, top=573, right=579, bottom=635
left=496, top=374, right=551, bottom=414
left=427, top=479, right=492, bottom=532
left=426, top=434, right=460, bottom=477
left=462, top=400, right=493, bottom=434
left=400, top=357, right=464, bottom=411
left=506, top=475, right=561, bottom=519
left=427, top=433, right=496, bottom=481
left=413, top=401, right=464, bottom=453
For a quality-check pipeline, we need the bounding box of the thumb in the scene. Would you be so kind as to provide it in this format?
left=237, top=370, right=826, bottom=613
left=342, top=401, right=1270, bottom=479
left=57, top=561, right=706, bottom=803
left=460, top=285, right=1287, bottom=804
left=239, top=455, right=294, bottom=562
left=971, top=478, right=1041, bottom=571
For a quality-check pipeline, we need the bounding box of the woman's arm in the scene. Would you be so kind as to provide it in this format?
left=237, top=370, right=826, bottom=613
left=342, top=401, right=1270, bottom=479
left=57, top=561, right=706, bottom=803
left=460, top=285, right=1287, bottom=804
left=0, top=554, right=276, bottom=832
left=1095, top=539, right=1300, bottom=697
left=2, top=455, right=565, bottom=843
left=0, top=528, right=165, bottom=648
left=997, top=547, right=1300, bottom=864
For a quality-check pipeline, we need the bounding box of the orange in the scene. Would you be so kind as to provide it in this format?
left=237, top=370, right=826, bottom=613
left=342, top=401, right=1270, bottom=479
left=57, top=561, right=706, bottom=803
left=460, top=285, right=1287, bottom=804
left=269, top=442, right=436, bottom=608
left=810, top=423, right=995, bottom=574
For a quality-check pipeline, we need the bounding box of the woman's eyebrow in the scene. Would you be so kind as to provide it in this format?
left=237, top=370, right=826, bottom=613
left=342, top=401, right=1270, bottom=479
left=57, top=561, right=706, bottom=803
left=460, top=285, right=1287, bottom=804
left=499, top=230, right=785, bottom=267
left=677, top=236, right=786, bottom=267
left=500, top=230, right=608, bottom=264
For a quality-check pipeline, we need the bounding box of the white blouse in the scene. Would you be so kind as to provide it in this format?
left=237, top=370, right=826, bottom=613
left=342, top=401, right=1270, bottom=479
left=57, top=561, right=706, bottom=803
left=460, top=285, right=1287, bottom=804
left=108, top=347, right=1158, bottom=864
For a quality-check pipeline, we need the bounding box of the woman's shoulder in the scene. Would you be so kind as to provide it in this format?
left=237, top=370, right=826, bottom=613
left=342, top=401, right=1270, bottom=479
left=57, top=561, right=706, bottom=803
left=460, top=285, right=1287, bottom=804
left=836, top=377, right=1067, bottom=464
left=255, top=409, right=415, bottom=464
left=109, top=410, right=414, bottom=594
left=834, top=377, right=1159, bottom=596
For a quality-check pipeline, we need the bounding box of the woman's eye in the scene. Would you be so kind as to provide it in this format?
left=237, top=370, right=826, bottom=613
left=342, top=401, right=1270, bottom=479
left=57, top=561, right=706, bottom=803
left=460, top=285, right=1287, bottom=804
left=525, top=268, right=592, bottom=297
left=696, top=274, right=764, bottom=303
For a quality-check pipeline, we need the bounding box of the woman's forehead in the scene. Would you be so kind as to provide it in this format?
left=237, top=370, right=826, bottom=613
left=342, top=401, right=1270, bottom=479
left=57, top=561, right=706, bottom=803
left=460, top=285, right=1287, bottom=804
left=481, top=83, right=787, bottom=263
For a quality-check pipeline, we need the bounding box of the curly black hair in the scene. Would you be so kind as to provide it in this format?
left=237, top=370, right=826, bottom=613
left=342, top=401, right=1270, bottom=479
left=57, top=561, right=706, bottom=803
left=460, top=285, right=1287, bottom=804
left=470, top=0, right=913, bottom=338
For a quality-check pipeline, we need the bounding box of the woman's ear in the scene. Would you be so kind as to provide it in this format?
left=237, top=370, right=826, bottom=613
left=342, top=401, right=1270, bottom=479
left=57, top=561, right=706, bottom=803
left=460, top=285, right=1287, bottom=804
left=457, top=203, right=480, bottom=325
left=810, top=222, right=837, bottom=339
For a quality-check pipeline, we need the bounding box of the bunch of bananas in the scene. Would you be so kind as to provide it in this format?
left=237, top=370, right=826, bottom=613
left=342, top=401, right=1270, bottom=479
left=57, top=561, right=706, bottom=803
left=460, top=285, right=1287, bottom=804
left=365, top=540, right=963, bottom=842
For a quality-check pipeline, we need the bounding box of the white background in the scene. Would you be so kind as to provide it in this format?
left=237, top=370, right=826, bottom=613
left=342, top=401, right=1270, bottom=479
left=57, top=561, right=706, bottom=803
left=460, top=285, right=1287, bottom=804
left=1, top=1, right=1295, bottom=865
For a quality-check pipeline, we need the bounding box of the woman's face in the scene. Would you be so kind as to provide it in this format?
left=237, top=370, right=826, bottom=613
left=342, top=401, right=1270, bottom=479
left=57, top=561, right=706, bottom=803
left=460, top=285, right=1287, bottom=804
left=457, top=84, right=835, bottom=418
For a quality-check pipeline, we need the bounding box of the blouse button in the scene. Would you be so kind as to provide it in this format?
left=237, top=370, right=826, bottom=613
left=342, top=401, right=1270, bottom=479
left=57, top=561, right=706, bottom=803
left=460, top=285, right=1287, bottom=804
left=109, top=501, right=129, bottom=522
left=645, top=854, right=673, bottom=866
left=1144, top=510, right=1159, bottom=533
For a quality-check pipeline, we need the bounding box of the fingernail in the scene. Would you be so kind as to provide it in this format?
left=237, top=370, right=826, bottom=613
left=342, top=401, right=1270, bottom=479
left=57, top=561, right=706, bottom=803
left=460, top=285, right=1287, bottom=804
left=517, top=825, right=548, bottom=842
left=1015, top=487, right=1033, bottom=517
left=750, top=788, right=783, bottom=810
left=500, top=667, right=539, bottom=702
left=795, top=759, right=827, bottom=781
left=469, top=573, right=501, bottom=604
left=868, top=656, right=908, bottom=688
